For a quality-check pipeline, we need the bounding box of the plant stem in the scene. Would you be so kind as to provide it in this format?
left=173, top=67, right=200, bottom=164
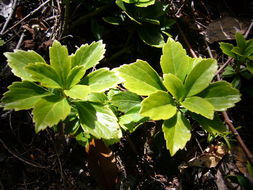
left=62, top=0, right=71, bottom=36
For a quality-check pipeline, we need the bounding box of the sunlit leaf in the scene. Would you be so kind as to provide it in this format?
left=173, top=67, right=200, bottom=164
left=1, top=81, right=51, bottom=110
left=71, top=41, right=105, bottom=70
left=163, top=73, right=186, bottom=101
left=162, top=112, right=191, bottom=156
left=25, top=62, right=62, bottom=88
left=4, top=50, right=46, bottom=81
left=64, top=85, right=90, bottom=99
left=140, top=91, right=177, bottom=120
left=184, top=59, right=217, bottom=97
left=160, top=38, right=191, bottom=81
left=111, top=91, right=142, bottom=112
left=181, top=96, right=214, bottom=119
left=81, top=68, right=119, bottom=92
left=75, top=102, right=122, bottom=140
left=198, top=81, right=241, bottom=111
left=33, top=96, right=71, bottom=133
left=66, top=65, right=86, bottom=89
left=49, top=40, right=71, bottom=87
left=116, top=60, right=165, bottom=96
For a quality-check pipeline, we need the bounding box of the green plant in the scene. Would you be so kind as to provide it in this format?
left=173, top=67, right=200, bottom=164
left=103, top=0, right=175, bottom=47
left=116, top=38, right=241, bottom=156
left=1, top=40, right=122, bottom=143
left=220, top=32, right=253, bottom=88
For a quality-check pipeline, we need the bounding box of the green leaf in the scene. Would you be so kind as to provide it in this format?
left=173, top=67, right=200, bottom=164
left=235, top=32, right=246, bottom=51
left=81, top=68, right=119, bottom=92
left=135, top=0, right=155, bottom=7
left=160, top=38, right=191, bottom=81
left=71, top=41, right=105, bottom=70
left=247, top=62, right=253, bottom=74
left=223, top=65, right=236, bottom=78
left=140, top=91, right=177, bottom=120
left=75, top=102, right=122, bottom=140
left=119, top=105, right=148, bottom=132
left=33, top=96, right=71, bottom=133
left=163, top=73, right=186, bottom=101
left=191, top=113, right=227, bottom=135
left=87, top=92, right=108, bottom=104
left=198, top=81, right=241, bottom=111
left=25, top=62, right=62, bottom=88
left=162, top=112, right=191, bottom=156
left=138, top=25, right=165, bottom=48
left=49, top=40, right=71, bottom=87
left=64, top=85, right=90, bottom=99
left=1, top=81, right=51, bottom=110
left=66, top=66, right=86, bottom=89
left=181, top=96, right=214, bottom=119
left=184, top=59, right=217, bottom=97
left=4, top=50, right=46, bottom=81
left=219, top=42, right=236, bottom=58
left=116, top=60, right=165, bottom=96
left=111, top=91, right=142, bottom=112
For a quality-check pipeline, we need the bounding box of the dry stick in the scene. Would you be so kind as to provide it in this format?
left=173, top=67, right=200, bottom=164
left=177, top=23, right=253, bottom=165
left=1, top=0, right=51, bottom=36
left=0, top=0, right=17, bottom=35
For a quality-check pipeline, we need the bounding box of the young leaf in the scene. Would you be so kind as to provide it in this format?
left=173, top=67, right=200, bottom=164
left=198, top=81, right=241, bottom=111
left=25, top=62, right=62, bottom=88
left=184, top=59, right=217, bottom=97
left=81, top=68, right=119, bottom=92
left=140, top=91, right=177, bottom=120
left=49, top=40, right=71, bottom=87
left=182, top=96, right=214, bottom=119
left=160, top=38, right=190, bottom=81
left=162, top=112, right=191, bottom=156
left=219, top=42, right=236, bottom=58
left=163, top=73, right=186, bottom=101
left=75, top=102, right=122, bottom=140
left=4, top=50, right=46, bottom=81
left=33, top=96, right=71, bottom=133
left=110, top=91, right=142, bottom=112
left=66, top=65, right=86, bottom=89
left=191, top=113, right=227, bottom=135
left=116, top=60, right=165, bottom=96
left=1, top=81, right=51, bottom=110
left=235, top=32, right=246, bottom=51
left=71, top=41, right=105, bottom=70
left=64, top=85, right=90, bottom=99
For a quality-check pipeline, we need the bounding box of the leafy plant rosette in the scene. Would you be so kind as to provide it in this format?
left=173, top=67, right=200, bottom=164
left=1, top=40, right=122, bottom=145
left=116, top=38, right=241, bottom=156
left=220, top=33, right=253, bottom=87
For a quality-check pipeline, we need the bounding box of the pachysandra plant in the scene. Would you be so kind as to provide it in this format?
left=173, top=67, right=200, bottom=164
left=1, top=40, right=122, bottom=143
left=116, top=38, right=241, bottom=156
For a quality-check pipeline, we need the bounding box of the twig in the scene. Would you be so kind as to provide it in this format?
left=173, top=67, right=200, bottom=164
left=176, top=22, right=198, bottom=58
left=216, top=57, right=234, bottom=75
left=244, top=20, right=253, bottom=38
left=0, top=0, right=17, bottom=35
left=0, top=138, right=49, bottom=169
left=15, top=32, right=25, bottom=50
left=1, top=0, right=51, bottom=36
left=221, top=111, right=253, bottom=165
